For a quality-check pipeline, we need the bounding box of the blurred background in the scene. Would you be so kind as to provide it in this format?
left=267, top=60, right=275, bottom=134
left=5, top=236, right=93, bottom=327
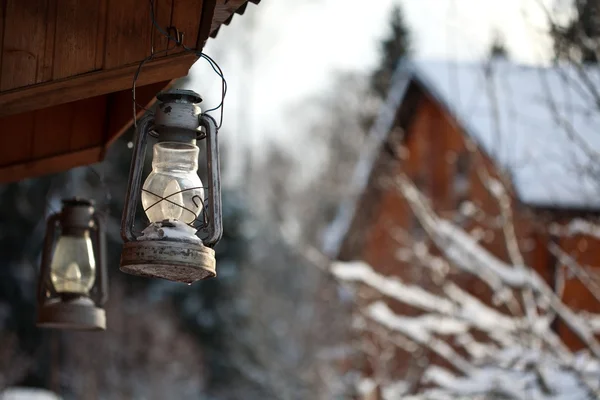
left=2, top=0, right=600, bottom=399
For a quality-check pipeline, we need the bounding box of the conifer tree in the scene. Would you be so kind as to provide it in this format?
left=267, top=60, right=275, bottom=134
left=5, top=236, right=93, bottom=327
left=370, top=4, right=411, bottom=99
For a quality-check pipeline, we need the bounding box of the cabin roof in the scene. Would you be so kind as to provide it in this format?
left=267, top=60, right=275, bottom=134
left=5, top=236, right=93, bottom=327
left=0, top=0, right=260, bottom=184
left=323, top=58, right=600, bottom=257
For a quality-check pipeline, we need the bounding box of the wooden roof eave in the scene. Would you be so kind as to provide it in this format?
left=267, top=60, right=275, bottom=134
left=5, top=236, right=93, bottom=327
left=0, top=0, right=260, bottom=184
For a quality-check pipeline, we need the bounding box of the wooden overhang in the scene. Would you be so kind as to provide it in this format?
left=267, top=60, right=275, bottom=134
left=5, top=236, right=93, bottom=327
left=0, top=0, right=259, bottom=183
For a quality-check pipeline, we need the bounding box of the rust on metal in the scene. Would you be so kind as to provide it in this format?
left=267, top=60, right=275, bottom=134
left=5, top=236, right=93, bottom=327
left=37, top=298, right=106, bottom=331
left=120, top=240, right=216, bottom=284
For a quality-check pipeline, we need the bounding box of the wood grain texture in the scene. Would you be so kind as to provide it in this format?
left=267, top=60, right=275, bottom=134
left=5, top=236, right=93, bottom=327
left=153, top=0, right=174, bottom=55
left=105, top=0, right=152, bottom=69
left=94, top=0, right=107, bottom=70
left=1, top=0, right=49, bottom=90
left=0, top=146, right=103, bottom=183
left=31, top=102, right=74, bottom=159
left=52, top=0, right=102, bottom=79
left=69, top=95, right=107, bottom=150
left=170, top=0, right=204, bottom=54
left=0, top=1, right=4, bottom=76
left=0, top=111, right=34, bottom=166
left=0, top=95, right=106, bottom=164
left=0, top=51, right=196, bottom=117
left=37, top=0, right=56, bottom=82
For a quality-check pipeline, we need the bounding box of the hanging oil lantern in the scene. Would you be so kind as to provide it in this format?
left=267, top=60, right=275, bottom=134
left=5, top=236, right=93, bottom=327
left=37, top=198, right=107, bottom=330
left=120, top=89, right=222, bottom=284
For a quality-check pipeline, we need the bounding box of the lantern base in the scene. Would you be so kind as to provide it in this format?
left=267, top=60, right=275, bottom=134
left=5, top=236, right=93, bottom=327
left=119, top=240, right=216, bottom=284
left=37, top=297, right=106, bottom=331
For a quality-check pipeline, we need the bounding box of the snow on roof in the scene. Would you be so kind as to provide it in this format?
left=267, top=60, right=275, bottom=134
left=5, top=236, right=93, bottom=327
left=323, top=58, right=600, bottom=258
left=413, top=59, right=600, bottom=210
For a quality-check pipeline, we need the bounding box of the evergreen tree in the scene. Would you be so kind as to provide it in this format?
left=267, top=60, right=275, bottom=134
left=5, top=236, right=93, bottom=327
left=370, top=3, right=411, bottom=99
left=552, top=0, right=600, bottom=63
left=488, top=30, right=509, bottom=60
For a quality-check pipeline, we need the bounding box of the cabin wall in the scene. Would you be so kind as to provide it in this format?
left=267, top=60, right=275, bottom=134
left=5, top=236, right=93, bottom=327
left=341, top=92, right=600, bottom=388
left=359, top=94, right=550, bottom=293
left=555, top=233, right=600, bottom=349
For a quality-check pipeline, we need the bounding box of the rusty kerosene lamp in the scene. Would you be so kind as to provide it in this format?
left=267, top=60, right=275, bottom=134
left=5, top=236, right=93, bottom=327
left=37, top=198, right=108, bottom=330
left=119, top=89, right=222, bottom=284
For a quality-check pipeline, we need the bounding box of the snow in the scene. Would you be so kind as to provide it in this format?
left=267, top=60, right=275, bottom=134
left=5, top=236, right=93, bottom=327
left=437, top=219, right=530, bottom=288
left=585, top=313, right=600, bottom=333
left=413, top=59, right=600, bottom=209
left=331, top=261, right=455, bottom=315
left=549, top=218, right=600, bottom=240
left=323, top=59, right=600, bottom=259
left=332, top=258, right=600, bottom=398
left=366, top=301, right=469, bottom=341
left=458, top=201, right=477, bottom=217
left=419, top=350, right=600, bottom=400
left=356, top=377, right=377, bottom=396
left=137, top=219, right=202, bottom=244
left=381, top=381, right=410, bottom=399
left=485, top=177, right=506, bottom=198
left=332, top=260, right=522, bottom=338
left=398, top=177, right=600, bottom=352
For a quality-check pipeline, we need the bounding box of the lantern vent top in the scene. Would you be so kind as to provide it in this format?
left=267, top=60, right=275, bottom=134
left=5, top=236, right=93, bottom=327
left=157, top=89, right=202, bottom=105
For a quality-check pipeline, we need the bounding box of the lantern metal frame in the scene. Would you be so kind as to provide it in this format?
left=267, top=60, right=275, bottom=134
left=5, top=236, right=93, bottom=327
left=119, top=89, right=223, bottom=284
left=37, top=198, right=108, bottom=331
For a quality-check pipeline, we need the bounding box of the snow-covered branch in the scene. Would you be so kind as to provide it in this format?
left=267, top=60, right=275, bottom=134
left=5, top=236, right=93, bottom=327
left=326, top=172, right=600, bottom=399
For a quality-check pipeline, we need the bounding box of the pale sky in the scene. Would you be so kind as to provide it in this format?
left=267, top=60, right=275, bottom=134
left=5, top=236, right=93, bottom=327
left=186, top=0, right=555, bottom=180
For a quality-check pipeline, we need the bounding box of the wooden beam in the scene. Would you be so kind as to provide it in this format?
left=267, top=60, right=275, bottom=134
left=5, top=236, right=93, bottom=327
left=105, top=80, right=174, bottom=149
left=0, top=52, right=196, bottom=118
left=198, top=0, right=217, bottom=49
left=209, top=0, right=254, bottom=38
left=0, top=146, right=103, bottom=184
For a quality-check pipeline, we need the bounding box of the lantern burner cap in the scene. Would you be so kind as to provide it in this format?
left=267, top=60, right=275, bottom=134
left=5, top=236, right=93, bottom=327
left=157, top=89, right=202, bottom=105
left=37, top=297, right=106, bottom=331
left=120, top=240, right=216, bottom=283
left=58, top=292, right=89, bottom=302
left=62, top=197, right=94, bottom=207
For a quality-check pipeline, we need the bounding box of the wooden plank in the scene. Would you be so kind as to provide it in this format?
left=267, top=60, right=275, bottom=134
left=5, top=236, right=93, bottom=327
left=37, top=0, right=57, bottom=83
left=105, top=0, right=152, bottom=69
left=94, top=0, right=107, bottom=70
left=0, top=1, right=5, bottom=76
left=105, top=80, right=173, bottom=148
left=31, top=102, right=74, bottom=159
left=0, top=51, right=196, bottom=117
left=1, top=0, right=49, bottom=90
left=153, top=0, right=174, bottom=55
left=0, top=146, right=103, bottom=183
left=209, top=0, right=245, bottom=37
left=197, top=0, right=216, bottom=49
left=52, top=0, right=102, bottom=79
left=69, top=95, right=107, bottom=150
left=170, top=0, right=204, bottom=54
left=0, top=111, right=35, bottom=166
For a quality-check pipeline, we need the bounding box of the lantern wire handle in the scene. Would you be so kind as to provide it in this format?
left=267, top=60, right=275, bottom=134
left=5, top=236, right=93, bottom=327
left=93, top=213, right=109, bottom=306
left=38, top=214, right=60, bottom=305
left=132, top=0, right=228, bottom=130
left=121, top=113, right=155, bottom=242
